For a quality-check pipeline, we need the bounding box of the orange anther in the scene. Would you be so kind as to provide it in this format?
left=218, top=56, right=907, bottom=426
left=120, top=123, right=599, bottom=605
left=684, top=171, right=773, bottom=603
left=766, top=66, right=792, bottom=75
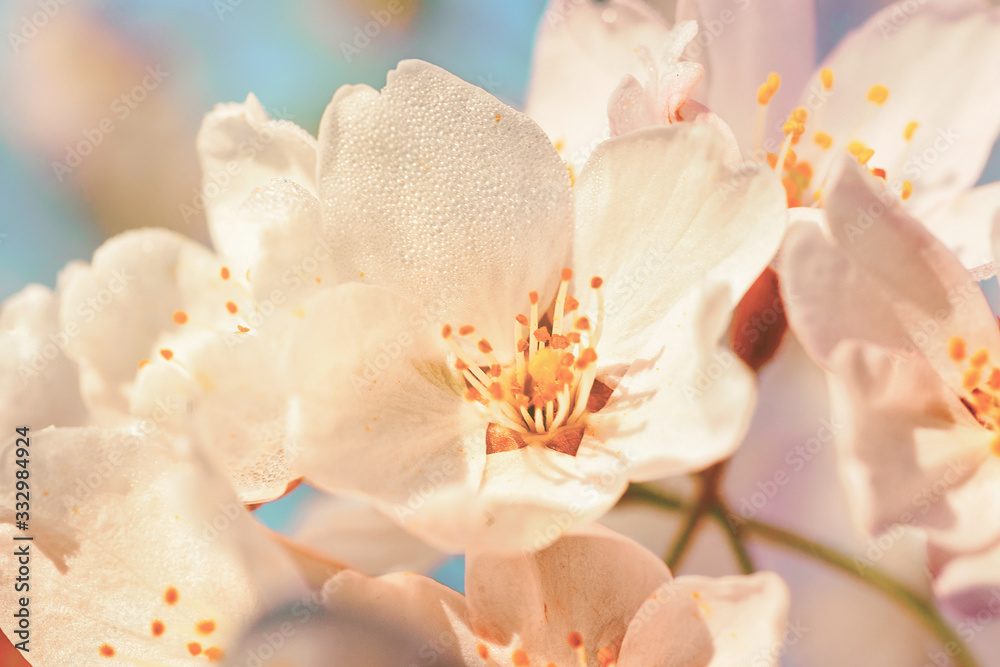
left=138, top=359, right=151, bottom=370
left=164, top=587, right=179, bottom=604
left=551, top=334, right=570, bottom=350
left=464, top=387, right=482, bottom=402
left=872, top=168, right=886, bottom=180
left=187, top=642, right=202, bottom=656
left=159, top=349, right=174, bottom=361
left=489, top=383, right=505, bottom=400
left=477, top=644, right=491, bottom=659
left=949, top=337, right=966, bottom=361
left=172, top=310, right=188, bottom=325
left=459, top=325, right=475, bottom=336
left=813, top=132, right=833, bottom=149
left=529, top=291, right=539, bottom=305
left=575, top=317, right=590, bottom=331
left=517, top=338, right=529, bottom=353
left=478, top=339, right=494, bottom=353
left=901, top=181, right=913, bottom=201
left=516, top=314, right=529, bottom=325
left=533, top=327, right=551, bottom=343
left=489, top=364, right=502, bottom=377
left=100, top=644, right=115, bottom=657
left=512, top=649, right=530, bottom=666
left=561, top=353, right=575, bottom=366
left=988, top=368, right=1000, bottom=390
left=904, top=121, right=919, bottom=141
left=151, top=620, right=165, bottom=637
left=867, top=85, right=889, bottom=105
left=756, top=73, right=781, bottom=105
left=197, top=620, right=216, bottom=635
left=236, top=325, right=250, bottom=333
left=561, top=267, right=573, bottom=281
left=590, top=276, right=604, bottom=289
left=441, top=324, right=453, bottom=339
left=971, top=349, right=990, bottom=368
left=226, top=301, right=238, bottom=314
left=568, top=631, right=584, bottom=648
left=220, top=266, right=230, bottom=280
left=205, top=647, right=224, bottom=662
left=567, top=332, right=581, bottom=344
left=455, top=359, right=469, bottom=371
left=820, top=68, right=833, bottom=90
left=766, top=152, right=779, bottom=168
left=564, top=295, right=580, bottom=312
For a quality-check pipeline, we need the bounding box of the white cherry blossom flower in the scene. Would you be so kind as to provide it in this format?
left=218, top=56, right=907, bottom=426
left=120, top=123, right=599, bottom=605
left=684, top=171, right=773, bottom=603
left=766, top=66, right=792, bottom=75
left=779, top=157, right=1000, bottom=555
left=268, top=60, right=787, bottom=552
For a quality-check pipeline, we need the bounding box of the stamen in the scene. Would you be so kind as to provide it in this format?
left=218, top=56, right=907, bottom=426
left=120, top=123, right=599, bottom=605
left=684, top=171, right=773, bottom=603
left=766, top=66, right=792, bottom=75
left=459, top=325, right=476, bottom=336
left=901, top=181, right=912, bottom=201
left=590, top=277, right=605, bottom=346
left=813, top=131, right=833, bottom=149
left=568, top=631, right=587, bottom=667
left=529, top=291, right=540, bottom=359
left=553, top=267, right=573, bottom=335
left=753, top=72, right=781, bottom=153
left=904, top=121, right=918, bottom=141
left=949, top=337, right=966, bottom=361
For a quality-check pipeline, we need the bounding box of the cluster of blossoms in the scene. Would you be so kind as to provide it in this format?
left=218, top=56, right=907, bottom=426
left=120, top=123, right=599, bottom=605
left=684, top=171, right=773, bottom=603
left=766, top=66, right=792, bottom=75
left=3, top=0, right=1000, bottom=664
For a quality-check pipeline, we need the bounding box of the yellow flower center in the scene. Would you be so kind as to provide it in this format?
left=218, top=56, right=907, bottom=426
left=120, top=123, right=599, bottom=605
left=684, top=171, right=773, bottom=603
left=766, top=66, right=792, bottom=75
left=443, top=268, right=608, bottom=456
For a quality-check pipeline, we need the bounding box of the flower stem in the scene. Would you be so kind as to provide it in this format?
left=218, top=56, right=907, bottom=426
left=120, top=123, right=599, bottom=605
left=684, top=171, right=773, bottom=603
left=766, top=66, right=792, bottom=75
left=627, top=483, right=982, bottom=667
left=709, top=506, right=756, bottom=574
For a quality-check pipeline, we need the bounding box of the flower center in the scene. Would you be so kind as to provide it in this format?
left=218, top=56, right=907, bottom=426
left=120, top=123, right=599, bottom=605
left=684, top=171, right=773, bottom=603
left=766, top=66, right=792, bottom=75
left=754, top=70, right=918, bottom=206
left=443, top=268, right=609, bottom=457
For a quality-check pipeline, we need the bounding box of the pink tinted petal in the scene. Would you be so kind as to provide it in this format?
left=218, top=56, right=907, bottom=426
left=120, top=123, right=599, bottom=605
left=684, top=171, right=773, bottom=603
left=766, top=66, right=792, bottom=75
left=465, top=525, right=671, bottom=664
left=828, top=341, right=1000, bottom=551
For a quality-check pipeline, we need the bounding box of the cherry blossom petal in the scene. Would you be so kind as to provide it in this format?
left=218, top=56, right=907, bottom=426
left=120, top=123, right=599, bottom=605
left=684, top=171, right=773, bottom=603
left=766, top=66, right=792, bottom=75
left=58, top=228, right=252, bottom=416
left=317, top=59, right=573, bottom=348
left=589, top=282, right=758, bottom=481
left=931, top=539, right=1000, bottom=617
left=465, top=524, right=675, bottom=664
left=235, top=178, right=337, bottom=320
left=286, top=283, right=485, bottom=546
left=0, top=284, right=88, bottom=435
left=619, top=572, right=789, bottom=666
left=925, top=181, right=1000, bottom=270
left=129, top=328, right=297, bottom=504
left=526, top=0, right=672, bottom=171
left=676, top=0, right=817, bottom=150
left=781, top=159, right=1000, bottom=396
left=794, top=0, right=1000, bottom=219
left=196, top=93, right=319, bottom=268
left=827, top=341, right=1000, bottom=551
left=0, top=426, right=308, bottom=666
left=572, top=122, right=786, bottom=370
left=406, top=441, right=631, bottom=553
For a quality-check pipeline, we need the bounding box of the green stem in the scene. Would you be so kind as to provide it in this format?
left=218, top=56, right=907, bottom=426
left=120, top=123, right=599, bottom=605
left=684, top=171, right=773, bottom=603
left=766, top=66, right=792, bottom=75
left=664, top=503, right=707, bottom=570
left=709, top=506, right=756, bottom=574
left=628, top=483, right=981, bottom=667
